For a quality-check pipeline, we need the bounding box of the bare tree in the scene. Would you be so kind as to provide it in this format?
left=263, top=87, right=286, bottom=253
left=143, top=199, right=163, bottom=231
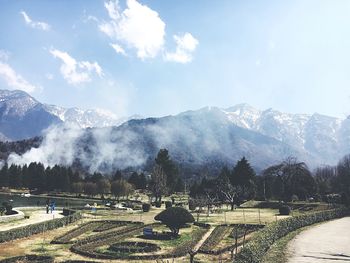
left=150, top=164, right=167, bottom=203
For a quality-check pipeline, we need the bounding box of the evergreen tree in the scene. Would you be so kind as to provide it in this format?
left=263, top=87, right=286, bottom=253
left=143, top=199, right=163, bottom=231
left=113, top=170, right=122, bottom=181
left=231, top=157, right=256, bottom=198
left=0, top=163, right=9, bottom=187
left=8, top=164, right=22, bottom=188
left=155, top=149, right=178, bottom=193
left=231, top=157, right=256, bottom=186
left=138, top=173, right=147, bottom=189
left=128, top=172, right=140, bottom=188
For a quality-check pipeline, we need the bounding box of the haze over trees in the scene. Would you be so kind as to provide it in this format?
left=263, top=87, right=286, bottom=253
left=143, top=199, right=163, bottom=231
left=0, top=148, right=349, bottom=206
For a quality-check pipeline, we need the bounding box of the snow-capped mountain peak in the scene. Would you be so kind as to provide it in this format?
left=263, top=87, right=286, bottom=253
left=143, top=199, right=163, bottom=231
left=0, top=89, right=131, bottom=140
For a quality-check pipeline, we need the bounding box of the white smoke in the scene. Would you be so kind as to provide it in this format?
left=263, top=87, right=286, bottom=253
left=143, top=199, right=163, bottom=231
left=8, top=123, right=147, bottom=173
left=8, top=124, right=84, bottom=168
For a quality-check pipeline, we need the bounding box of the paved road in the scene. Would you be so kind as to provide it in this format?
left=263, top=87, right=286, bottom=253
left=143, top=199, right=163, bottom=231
left=0, top=207, right=63, bottom=231
left=287, top=217, right=350, bottom=263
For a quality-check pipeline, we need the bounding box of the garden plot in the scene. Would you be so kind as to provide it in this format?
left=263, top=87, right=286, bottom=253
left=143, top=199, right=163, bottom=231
left=71, top=223, right=208, bottom=260
left=199, top=224, right=263, bottom=255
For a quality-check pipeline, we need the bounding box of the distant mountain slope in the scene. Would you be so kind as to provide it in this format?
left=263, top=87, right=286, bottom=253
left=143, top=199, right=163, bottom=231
left=0, top=90, right=62, bottom=141
left=3, top=91, right=350, bottom=172
left=8, top=106, right=311, bottom=174
left=222, top=104, right=348, bottom=164
left=0, top=89, right=126, bottom=141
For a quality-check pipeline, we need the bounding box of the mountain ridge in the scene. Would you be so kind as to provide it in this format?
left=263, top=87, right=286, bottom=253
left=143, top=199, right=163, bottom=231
left=0, top=89, right=128, bottom=140
left=2, top=89, right=350, bottom=172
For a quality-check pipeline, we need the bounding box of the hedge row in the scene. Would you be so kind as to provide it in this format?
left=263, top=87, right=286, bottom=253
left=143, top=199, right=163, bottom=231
left=0, top=210, right=82, bottom=243
left=0, top=255, right=54, bottom=263
left=93, top=220, right=128, bottom=232
left=51, top=221, right=103, bottom=244
left=193, top=222, right=211, bottom=228
left=235, top=208, right=349, bottom=263
left=109, top=241, right=161, bottom=253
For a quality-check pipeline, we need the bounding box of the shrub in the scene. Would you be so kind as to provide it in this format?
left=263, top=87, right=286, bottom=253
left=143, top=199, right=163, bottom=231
left=142, top=203, right=150, bottom=212
left=193, top=222, right=211, bottom=228
left=154, top=207, right=194, bottom=236
left=1, top=202, right=13, bottom=215
left=279, top=205, right=291, bottom=215
left=188, top=199, right=196, bottom=211
left=235, top=208, right=349, bottom=263
left=165, top=201, right=172, bottom=208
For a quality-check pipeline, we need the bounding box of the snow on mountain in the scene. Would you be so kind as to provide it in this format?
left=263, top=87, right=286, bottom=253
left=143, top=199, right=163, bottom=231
left=44, top=104, right=121, bottom=128
left=2, top=89, right=350, bottom=169
left=0, top=89, right=130, bottom=140
left=221, top=104, right=347, bottom=164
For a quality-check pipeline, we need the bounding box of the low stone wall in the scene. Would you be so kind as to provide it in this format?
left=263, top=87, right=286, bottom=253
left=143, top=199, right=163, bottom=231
left=0, top=209, right=24, bottom=223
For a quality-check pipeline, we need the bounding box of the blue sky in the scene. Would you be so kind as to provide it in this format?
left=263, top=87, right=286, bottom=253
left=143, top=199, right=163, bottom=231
left=1, top=0, right=350, bottom=118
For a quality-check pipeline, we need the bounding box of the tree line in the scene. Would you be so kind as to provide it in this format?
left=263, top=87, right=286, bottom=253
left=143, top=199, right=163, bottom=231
left=190, top=155, right=350, bottom=207
left=0, top=149, right=183, bottom=201
left=0, top=149, right=349, bottom=205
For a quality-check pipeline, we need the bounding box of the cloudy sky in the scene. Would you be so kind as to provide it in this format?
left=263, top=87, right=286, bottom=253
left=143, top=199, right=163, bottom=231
left=1, top=0, right=350, bottom=118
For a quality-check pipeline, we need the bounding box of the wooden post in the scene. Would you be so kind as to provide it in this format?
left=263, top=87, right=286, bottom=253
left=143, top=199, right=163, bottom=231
left=189, top=249, right=197, bottom=263
left=242, top=227, right=248, bottom=248
left=258, top=208, right=261, bottom=224
left=234, top=228, right=238, bottom=257
left=242, top=208, right=246, bottom=224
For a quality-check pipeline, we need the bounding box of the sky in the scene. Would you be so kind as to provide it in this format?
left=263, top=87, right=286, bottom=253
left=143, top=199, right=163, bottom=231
left=1, top=0, right=350, bottom=119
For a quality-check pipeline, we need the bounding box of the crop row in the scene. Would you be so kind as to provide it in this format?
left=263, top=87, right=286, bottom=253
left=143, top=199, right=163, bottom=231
left=0, top=255, right=54, bottom=263
left=199, top=224, right=264, bottom=255
left=51, top=221, right=103, bottom=244
left=198, top=225, right=231, bottom=253
left=70, top=223, right=147, bottom=259
left=92, top=220, right=129, bottom=232
left=109, top=241, right=161, bottom=253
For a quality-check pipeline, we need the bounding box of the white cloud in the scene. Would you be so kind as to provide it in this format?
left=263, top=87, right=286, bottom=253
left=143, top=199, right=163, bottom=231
left=20, top=11, right=51, bottom=31
left=49, top=48, right=103, bottom=85
left=110, top=43, right=127, bottom=56
left=105, top=1, right=120, bottom=20
left=0, top=62, right=37, bottom=93
left=99, top=0, right=165, bottom=59
left=165, top=33, right=199, bottom=63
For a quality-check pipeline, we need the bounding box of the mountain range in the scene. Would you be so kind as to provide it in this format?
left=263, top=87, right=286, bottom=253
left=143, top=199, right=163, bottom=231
left=2, top=89, right=350, bottom=172
left=0, top=89, right=126, bottom=141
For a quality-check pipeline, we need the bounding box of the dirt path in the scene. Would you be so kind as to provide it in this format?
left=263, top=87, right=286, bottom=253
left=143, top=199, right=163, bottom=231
left=0, top=207, right=63, bottom=231
left=194, top=226, right=214, bottom=251
left=287, top=217, right=350, bottom=263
